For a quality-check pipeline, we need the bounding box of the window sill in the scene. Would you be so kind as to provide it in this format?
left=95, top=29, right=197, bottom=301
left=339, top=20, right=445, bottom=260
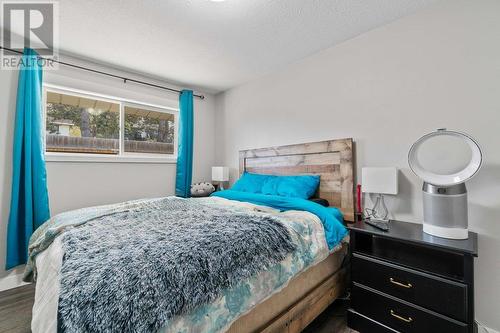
left=45, top=153, right=177, bottom=164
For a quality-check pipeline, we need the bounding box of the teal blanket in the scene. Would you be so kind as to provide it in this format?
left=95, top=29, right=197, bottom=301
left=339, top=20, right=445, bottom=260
left=211, top=190, right=347, bottom=249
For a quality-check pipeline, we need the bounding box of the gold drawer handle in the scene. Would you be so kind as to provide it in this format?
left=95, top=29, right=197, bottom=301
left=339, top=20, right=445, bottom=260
left=390, top=277, right=413, bottom=289
left=390, top=310, right=413, bottom=323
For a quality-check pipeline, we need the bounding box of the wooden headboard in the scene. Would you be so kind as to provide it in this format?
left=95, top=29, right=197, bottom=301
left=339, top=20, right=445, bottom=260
left=239, top=138, right=355, bottom=222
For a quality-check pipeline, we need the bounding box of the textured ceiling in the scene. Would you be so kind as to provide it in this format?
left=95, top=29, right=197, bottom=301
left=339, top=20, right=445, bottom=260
left=53, top=0, right=438, bottom=92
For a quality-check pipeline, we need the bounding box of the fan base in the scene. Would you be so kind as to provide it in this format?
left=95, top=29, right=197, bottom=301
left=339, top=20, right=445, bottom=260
left=423, top=223, right=469, bottom=240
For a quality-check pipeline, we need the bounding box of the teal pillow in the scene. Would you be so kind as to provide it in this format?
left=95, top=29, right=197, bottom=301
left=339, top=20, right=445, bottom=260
left=262, top=174, right=320, bottom=199
left=230, top=172, right=275, bottom=193
left=261, top=177, right=279, bottom=195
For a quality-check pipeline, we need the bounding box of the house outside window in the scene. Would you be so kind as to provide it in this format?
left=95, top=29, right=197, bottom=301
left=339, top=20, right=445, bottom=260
left=44, top=85, right=178, bottom=162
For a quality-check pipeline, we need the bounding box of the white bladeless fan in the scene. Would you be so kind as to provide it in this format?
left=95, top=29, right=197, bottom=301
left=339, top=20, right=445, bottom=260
left=408, top=129, right=482, bottom=239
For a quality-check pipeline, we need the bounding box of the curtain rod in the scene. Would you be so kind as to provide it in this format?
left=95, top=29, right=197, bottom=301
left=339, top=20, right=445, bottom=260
left=0, top=46, right=205, bottom=100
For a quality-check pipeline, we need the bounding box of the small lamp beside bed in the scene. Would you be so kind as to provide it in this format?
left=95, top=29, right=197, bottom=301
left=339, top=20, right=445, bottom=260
left=212, top=166, right=229, bottom=190
left=361, top=167, right=398, bottom=228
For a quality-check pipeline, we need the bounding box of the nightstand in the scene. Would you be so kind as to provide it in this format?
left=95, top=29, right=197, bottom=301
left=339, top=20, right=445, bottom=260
left=347, top=220, right=478, bottom=333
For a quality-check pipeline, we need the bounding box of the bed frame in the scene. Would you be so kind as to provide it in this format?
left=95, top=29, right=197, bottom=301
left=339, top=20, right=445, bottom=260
left=239, top=138, right=355, bottom=221
left=236, top=138, right=355, bottom=332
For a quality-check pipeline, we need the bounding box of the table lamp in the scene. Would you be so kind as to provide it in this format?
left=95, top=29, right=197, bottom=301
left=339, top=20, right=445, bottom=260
left=362, top=167, right=398, bottom=222
left=212, top=166, right=229, bottom=190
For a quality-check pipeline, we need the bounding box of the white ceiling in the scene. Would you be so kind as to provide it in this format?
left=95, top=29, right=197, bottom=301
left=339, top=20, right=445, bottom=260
left=54, top=0, right=438, bottom=93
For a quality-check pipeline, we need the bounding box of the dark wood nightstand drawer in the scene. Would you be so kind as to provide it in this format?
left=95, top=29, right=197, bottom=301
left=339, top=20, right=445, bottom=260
left=352, top=254, right=468, bottom=322
left=351, top=284, right=468, bottom=333
left=352, top=232, right=466, bottom=281
left=347, top=309, right=399, bottom=333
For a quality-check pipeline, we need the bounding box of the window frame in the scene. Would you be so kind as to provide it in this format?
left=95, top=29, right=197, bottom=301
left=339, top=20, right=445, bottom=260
left=43, top=84, right=179, bottom=164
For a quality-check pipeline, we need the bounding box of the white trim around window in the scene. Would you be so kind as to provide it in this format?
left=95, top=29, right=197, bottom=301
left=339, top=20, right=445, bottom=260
left=44, top=153, right=177, bottom=164
left=43, top=84, right=179, bottom=164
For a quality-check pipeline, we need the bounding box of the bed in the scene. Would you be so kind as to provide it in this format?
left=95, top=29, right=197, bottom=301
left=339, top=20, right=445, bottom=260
left=26, top=138, right=355, bottom=333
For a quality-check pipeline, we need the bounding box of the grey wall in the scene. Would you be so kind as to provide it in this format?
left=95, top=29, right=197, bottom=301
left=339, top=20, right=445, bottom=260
left=0, top=58, right=216, bottom=290
left=215, top=0, right=500, bottom=330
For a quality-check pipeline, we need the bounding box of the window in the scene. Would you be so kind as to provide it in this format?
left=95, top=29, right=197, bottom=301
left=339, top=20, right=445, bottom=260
left=44, top=86, right=177, bottom=162
left=124, top=106, right=175, bottom=155
left=46, top=91, right=120, bottom=154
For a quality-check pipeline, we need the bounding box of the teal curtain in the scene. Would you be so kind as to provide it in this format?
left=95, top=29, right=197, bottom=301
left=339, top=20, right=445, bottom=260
left=6, top=48, right=50, bottom=270
left=175, top=90, right=194, bottom=197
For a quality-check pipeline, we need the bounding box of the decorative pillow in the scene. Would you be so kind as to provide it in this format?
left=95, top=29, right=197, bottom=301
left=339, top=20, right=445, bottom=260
left=230, top=172, right=274, bottom=193
left=190, top=182, right=215, bottom=197
left=261, top=174, right=320, bottom=199
left=275, top=175, right=320, bottom=199
left=232, top=172, right=320, bottom=199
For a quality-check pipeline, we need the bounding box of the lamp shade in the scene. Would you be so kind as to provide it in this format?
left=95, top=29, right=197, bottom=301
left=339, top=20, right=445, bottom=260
left=362, top=167, right=398, bottom=195
left=212, top=166, right=229, bottom=182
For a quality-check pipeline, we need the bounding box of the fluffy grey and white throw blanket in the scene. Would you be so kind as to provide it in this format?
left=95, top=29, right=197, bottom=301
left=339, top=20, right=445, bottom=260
left=58, top=197, right=296, bottom=333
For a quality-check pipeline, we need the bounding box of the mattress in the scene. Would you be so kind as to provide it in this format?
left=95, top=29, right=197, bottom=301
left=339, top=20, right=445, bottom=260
left=31, top=197, right=347, bottom=333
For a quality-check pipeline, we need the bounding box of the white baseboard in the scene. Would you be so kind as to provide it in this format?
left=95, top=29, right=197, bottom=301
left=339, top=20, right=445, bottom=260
left=476, top=322, right=500, bottom=333
left=0, top=273, right=29, bottom=292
